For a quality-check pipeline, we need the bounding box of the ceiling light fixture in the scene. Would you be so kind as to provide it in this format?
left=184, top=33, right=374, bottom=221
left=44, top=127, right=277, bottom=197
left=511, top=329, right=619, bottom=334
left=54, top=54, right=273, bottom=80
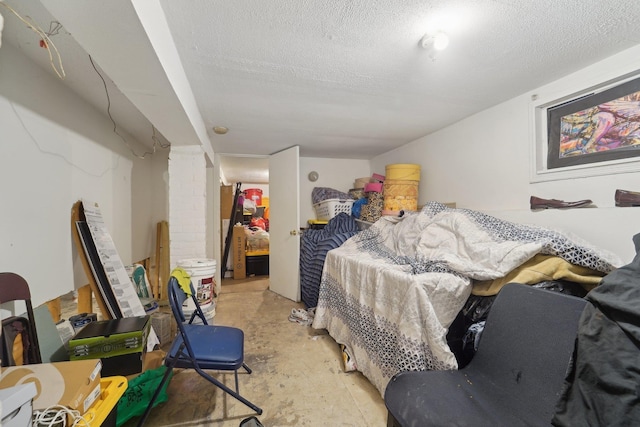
left=420, top=31, right=450, bottom=62
left=420, top=31, right=450, bottom=51
left=433, top=32, right=450, bottom=51
left=213, top=126, right=228, bottom=135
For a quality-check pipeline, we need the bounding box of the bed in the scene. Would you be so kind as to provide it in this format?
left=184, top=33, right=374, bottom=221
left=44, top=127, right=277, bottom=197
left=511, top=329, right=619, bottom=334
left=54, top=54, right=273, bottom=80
left=312, top=201, right=621, bottom=396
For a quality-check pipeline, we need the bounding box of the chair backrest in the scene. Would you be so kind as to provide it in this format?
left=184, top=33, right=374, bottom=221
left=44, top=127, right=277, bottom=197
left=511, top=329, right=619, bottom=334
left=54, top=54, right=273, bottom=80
left=468, top=283, right=587, bottom=416
left=167, top=277, right=213, bottom=364
left=0, top=272, right=42, bottom=366
left=167, top=277, right=208, bottom=326
left=0, top=272, right=32, bottom=303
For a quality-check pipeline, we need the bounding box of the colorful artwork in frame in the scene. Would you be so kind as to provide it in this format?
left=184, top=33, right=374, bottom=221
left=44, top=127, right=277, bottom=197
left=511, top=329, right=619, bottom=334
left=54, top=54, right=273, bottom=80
left=547, top=76, right=640, bottom=169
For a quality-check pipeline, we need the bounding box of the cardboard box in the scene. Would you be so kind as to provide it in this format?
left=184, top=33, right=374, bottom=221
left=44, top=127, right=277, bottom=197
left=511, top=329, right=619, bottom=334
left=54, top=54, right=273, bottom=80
left=233, top=225, right=246, bottom=279
left=125, top=349, right=166, bottom=381
left=0, top=359, right=102, bottom=414
left=220, top=185, right=234, bottom=220
left=69, top=316, right=150, bottom=360
left=100, top=351, right=145, bottom=377
left=0, top=382, right=37, bottom=427
left=69, top=316, right=150, bottom=377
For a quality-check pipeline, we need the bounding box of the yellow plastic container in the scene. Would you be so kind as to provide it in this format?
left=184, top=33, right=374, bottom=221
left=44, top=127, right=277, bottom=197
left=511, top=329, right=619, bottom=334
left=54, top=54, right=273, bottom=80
left=383, top=164, right=421, bottom=214
left=383, top=180, right=419, bottom=212
left=385, top=164, right=420, bottom=181
left=84, top=376, right=128, bottom=427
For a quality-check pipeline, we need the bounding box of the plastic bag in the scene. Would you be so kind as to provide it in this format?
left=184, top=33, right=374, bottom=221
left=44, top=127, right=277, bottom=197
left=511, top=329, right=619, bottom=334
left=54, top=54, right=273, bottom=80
left=250, top=216, right=267, bottom=231
left=116, top=366, right=173, bottom=426
left=351, top=197, right=368, bottom=218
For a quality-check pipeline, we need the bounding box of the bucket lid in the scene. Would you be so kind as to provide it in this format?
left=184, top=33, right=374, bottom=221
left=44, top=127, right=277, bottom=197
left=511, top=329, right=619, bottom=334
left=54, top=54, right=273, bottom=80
left=177, top=258, right=217, bottom=268
left=385, top=163, right=421, bottom=169
left=385, top=163, right=421, bottom=181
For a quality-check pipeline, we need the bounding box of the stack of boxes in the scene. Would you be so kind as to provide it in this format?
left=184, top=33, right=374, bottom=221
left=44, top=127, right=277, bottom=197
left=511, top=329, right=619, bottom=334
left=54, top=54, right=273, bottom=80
left=68, top=315, right=151, bottom=377
left=0, top=316, right=147, bottom=426
left=357, top=174, right=385, bottom=223
left=353, top=165, right=422, bottom=223
left=382, top=164, right=420, bottom=215
left=0, top=359, right=103, bottom=425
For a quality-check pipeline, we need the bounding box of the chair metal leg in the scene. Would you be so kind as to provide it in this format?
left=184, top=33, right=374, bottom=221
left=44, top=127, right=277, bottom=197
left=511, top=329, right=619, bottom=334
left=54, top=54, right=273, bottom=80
left=243, top=362, right=252, bottom=374
left=136, top=366, right=175, bottom=427
left=196, top=366, right=263, bottom=415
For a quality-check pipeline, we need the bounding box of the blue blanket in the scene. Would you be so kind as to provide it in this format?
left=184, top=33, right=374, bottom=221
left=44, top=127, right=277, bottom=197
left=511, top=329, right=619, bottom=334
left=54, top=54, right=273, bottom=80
left=300, top=213, right=359, bottom=308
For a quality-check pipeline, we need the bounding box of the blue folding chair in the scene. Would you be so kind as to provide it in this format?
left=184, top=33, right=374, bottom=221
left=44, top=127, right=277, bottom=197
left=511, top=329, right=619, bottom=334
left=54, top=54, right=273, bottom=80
left=137, top=278, right=262, bottom=426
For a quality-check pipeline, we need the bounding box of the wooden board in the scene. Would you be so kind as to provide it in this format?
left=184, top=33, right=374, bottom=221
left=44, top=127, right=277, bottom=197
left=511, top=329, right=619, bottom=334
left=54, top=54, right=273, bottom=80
left=44, top=298, right=61, bottom=323
left=155, top=220, right=170, bottom=301
left=77, top=284, right=93, bottom=314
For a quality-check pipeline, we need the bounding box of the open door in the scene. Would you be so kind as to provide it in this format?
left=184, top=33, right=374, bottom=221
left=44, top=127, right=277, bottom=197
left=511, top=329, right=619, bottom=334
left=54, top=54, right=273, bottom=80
left=268, top=146, right=300, bottom=301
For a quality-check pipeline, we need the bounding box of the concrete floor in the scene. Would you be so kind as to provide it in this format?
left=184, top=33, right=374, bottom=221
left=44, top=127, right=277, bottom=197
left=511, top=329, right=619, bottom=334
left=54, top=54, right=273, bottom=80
left=123, top=276, right=388, bottom=427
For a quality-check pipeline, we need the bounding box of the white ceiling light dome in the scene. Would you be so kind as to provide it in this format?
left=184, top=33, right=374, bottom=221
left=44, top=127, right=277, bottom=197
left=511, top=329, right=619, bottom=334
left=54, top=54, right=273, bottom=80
left=420, top=31, right=449, bottom=51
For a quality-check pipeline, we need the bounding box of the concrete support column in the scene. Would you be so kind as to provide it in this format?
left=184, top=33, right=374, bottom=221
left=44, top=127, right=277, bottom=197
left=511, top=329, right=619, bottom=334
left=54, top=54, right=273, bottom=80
left=168, top=145, right=207, bottom=268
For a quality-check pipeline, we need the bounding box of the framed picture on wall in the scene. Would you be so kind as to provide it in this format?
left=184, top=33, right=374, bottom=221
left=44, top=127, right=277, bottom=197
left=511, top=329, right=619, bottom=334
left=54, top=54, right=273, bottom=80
left=547, top=76, right=640, bottom=169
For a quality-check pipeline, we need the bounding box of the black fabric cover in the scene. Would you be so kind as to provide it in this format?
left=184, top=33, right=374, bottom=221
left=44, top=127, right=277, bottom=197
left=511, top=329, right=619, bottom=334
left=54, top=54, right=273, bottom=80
left=385, top=283, right=586, bottom=427
left=300, top=213, right=359, bottom=308
left=553, top=233, right=640, bottom=426
left=449, top=280, right=588, bottom=369
left=446, top=294, right=496, bottom=368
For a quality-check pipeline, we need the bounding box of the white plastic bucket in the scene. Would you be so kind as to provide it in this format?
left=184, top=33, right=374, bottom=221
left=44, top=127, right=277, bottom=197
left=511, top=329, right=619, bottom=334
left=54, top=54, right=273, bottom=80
left=177, top=258, right=217, bottom=321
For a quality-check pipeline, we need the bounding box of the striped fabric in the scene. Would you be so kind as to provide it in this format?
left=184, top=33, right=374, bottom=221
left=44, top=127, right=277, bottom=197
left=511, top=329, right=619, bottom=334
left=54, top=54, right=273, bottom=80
left=300, top=213, right=359, bottom=308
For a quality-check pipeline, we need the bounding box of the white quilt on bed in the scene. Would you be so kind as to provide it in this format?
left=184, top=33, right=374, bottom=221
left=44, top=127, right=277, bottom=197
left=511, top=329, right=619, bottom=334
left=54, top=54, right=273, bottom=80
left=312, top=202, right=621, bottom=396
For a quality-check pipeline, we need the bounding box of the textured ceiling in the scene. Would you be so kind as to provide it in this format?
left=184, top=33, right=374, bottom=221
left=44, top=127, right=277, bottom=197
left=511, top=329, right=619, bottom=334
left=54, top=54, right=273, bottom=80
left=3, top=0, right=640, bottom=182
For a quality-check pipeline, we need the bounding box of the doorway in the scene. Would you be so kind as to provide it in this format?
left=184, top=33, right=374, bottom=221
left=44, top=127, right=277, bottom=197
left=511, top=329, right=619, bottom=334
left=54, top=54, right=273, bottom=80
left=217, top=147, right=301, bottom=302
left=218, top=155, right=270, bottom=283
left=214, top=146, right=300, bottom=301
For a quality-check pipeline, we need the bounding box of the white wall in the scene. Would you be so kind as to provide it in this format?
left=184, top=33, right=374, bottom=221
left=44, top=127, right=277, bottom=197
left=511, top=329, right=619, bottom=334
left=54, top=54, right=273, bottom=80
left=206, top=165, right=215, bottom=261
left=212, top=158, right=223, bottom=293
left=0, top=44, right=164, bottom=306
left=373, top=44, right=640, bottom=263
left=131, top=150, right=169, bottom=262
left=300, top=157, right=371, bottom=226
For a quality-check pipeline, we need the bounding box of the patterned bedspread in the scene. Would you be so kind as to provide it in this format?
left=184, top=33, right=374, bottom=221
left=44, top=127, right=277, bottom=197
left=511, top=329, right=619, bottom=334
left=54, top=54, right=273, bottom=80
left=312, top=202, right=622, bottom=396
